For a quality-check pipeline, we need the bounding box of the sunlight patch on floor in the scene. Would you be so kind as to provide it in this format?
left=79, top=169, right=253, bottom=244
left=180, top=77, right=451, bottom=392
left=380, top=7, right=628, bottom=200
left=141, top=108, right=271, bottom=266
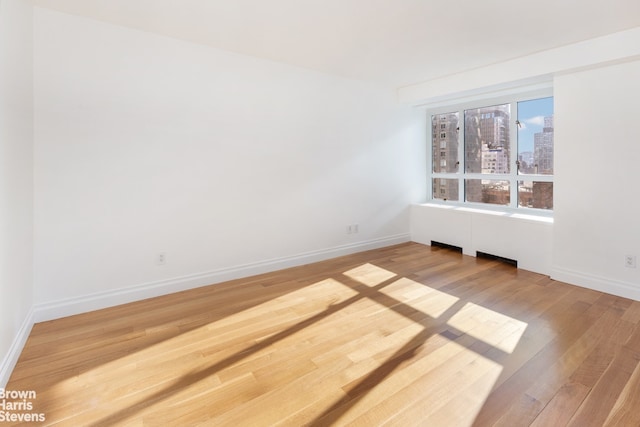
left=414, top=355, right=504, bottom=426
left=46, top=277, right=362, bottom=424
left=343, top=263, right=397, bottom=287
left=446, top=302, right=528, bottom=353
left=333, top=336, right=505, bottom=426
left=378, top=276, right=460, bottom=318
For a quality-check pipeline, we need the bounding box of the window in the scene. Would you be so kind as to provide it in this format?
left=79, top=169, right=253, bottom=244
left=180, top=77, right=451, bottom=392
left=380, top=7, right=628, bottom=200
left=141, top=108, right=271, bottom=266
left=429, top=93, right=553, bottom=211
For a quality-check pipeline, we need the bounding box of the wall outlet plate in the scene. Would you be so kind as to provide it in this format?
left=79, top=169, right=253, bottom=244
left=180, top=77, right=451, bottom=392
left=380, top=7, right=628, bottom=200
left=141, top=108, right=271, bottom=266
left=156, top=253, right=166, bottom=265
left=625, top=255, right=636, bottom=268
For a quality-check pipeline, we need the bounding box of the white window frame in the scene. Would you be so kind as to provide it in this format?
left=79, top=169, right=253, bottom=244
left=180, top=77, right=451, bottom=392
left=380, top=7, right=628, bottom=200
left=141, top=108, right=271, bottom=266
left=427, top=88, right=554, bottom=216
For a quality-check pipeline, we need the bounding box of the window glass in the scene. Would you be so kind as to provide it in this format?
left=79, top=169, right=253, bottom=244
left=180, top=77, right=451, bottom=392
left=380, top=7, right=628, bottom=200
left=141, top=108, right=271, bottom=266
left=431, top=112, right=459, bottom=173
left=517, top=97, right=554, bottom=175
left=465, top=179, right=510, bottom=205
left=464, top=104, right=510, bottom=174
left=518, top=181, right=553, bottom=209
left=432, top=178, right=459, bottom=201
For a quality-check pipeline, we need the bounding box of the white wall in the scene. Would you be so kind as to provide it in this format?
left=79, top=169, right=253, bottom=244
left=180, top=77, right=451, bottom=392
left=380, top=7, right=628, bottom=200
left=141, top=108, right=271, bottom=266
left=0, top=0, right=34, bottom=386
left=33, top=8, right=424, bottom=318
left=552, top=60, right=640, bottom=300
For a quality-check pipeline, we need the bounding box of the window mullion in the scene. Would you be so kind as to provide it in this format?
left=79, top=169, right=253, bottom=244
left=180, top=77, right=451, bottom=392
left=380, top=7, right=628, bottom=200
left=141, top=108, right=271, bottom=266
left=459, top=109, right=465, bottom=202
left=427, top=119, right=433, bottom=201
left=510, top=101, right=519, bottom=208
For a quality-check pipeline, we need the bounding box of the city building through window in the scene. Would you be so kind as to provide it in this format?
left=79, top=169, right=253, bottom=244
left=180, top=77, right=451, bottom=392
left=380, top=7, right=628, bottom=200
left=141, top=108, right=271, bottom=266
left=429, top=94, right=553, bottom=211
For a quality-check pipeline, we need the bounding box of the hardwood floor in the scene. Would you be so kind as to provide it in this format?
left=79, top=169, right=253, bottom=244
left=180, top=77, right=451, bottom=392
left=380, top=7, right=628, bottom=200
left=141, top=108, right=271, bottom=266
left=6, top=242, right=640, bottom=426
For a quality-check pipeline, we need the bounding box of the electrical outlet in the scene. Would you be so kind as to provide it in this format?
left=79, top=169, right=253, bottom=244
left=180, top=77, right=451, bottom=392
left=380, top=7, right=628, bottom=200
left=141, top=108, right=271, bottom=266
left=156, top=252, right=166, bottom=266
left=353, top=224, right=359, bottom=234
left=625, top=255, right=636, bottom=269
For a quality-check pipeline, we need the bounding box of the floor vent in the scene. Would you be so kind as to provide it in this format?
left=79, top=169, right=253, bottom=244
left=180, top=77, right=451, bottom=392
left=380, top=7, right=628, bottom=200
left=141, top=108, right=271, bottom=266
left=431, top=241, right=463, bottom=253
left=476, top=251, right=518, bottom=267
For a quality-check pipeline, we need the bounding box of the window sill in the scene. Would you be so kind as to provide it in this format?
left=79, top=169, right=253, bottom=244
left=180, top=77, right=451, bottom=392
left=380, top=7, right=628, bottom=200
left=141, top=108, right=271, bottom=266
left=415, top=202, right=554, bottom=224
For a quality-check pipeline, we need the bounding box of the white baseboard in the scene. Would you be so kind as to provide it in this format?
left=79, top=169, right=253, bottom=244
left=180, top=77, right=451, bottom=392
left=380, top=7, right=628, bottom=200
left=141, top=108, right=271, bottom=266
left=33, top=234, right=410, bottom=323
left=551, top=267, right=640, bottom=301
left=0, top=307, right=34, bottom=388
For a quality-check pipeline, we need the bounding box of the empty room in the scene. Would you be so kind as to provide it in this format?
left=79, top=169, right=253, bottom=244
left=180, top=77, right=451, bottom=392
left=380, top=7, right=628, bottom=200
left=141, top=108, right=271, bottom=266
left=1, top=0, right=640, bottom=425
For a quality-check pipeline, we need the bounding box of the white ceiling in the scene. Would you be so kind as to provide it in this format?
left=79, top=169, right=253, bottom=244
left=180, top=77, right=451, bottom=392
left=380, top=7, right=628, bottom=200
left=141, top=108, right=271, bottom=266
left=33, top=0, right=640, bottom=88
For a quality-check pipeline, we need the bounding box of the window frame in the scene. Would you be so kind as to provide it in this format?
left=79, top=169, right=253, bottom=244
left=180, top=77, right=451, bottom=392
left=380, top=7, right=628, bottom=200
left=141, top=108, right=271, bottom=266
left=427, top=88, right=554, bottom=216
